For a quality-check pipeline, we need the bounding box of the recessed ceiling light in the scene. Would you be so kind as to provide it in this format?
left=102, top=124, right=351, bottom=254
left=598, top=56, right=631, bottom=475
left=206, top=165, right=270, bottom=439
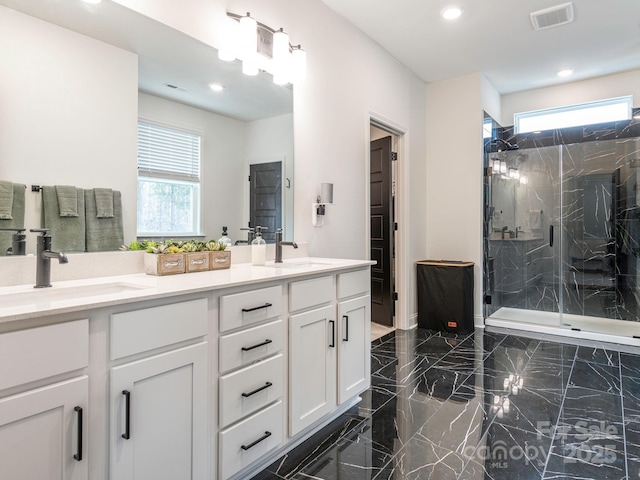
left=82, top=0, right=102, bottom=4
left=442, top=6, right=464, bottom=20
left=209, top=83, right=225, bottom=92
left=557, top=68, right=574, bottom=77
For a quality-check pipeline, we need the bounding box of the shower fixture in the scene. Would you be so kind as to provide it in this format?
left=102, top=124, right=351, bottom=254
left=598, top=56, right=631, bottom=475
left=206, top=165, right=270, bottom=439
left=491, top=138, right=519, bottom=152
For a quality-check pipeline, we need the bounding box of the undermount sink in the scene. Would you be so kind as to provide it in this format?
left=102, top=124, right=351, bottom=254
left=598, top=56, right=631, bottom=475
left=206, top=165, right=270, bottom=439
left=0, top=282, right=151, bottom=309
left=264, top=260, right=333, bottom=269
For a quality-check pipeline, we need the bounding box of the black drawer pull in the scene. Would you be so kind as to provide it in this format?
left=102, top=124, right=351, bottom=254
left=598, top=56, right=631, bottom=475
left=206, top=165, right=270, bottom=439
left=242, top=303, right=272, bottom=313
left=241, top=431, right=272, bottom=450
left=329, top=320, right=335, bottom=348
left=242, top=382, right=273, bottom=398
left=122, top=390, right=131, bottom=440
left=242, top=339, right=273, bottom=351
left=343, top=315, right=349, bottom=341
left=73, top=406, right=83, bottom=461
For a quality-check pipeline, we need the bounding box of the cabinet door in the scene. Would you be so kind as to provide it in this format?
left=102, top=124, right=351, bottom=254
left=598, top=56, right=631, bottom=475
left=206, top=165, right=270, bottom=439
left=289, top=305, right=336, bottom=436
left=0, top=376, right=88, bottom=480
left=337, top=296, right=371, bottom=404
left=110, top=342, right=208, bottom=480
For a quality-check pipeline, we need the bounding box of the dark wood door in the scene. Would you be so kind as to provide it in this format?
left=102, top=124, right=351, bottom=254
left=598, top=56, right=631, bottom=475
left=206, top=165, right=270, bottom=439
left=249, top=161, right=282, bottom=244
left=370, top=136, right=394, bottom=326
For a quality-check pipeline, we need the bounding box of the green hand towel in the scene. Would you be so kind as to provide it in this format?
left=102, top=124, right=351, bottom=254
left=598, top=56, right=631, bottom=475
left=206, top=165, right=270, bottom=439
left=0, top=183, right=26, bottom=255
left=43, top=186, right=86, bottom=253
left=55, top=185, right=79, bottom=217
left=0, top=180, right=14, bottom=220
left=94, top=188, right=114, bottom=218
left=85, top=189, right=124, bottom=252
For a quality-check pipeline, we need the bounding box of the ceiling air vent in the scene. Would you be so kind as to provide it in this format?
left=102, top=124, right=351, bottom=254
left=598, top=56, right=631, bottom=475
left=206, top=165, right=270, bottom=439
left=530, top=2, right=574, bottom=31
left=162, top=83, right=187, bottom=92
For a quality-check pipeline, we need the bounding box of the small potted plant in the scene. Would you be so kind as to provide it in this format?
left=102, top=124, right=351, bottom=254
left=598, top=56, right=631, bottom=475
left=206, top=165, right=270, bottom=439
left=204, top=240, right=231, bottom=270
left=144, top=240, right=186, bottom=276
left=182, top=240, right=210, bottom=273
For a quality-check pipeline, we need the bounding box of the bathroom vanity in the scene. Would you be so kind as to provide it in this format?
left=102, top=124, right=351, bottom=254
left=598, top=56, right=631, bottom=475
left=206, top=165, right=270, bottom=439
left=0, top=257, right=373, bottom=480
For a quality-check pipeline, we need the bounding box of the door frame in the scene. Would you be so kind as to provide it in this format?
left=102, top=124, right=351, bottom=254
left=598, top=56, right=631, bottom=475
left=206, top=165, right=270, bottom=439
left=366, top=112, right=410, bottom=330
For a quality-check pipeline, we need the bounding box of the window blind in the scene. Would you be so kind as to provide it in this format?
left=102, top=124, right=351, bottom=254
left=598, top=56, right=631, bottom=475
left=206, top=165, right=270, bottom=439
left=137, top=121, right=201, bottom=182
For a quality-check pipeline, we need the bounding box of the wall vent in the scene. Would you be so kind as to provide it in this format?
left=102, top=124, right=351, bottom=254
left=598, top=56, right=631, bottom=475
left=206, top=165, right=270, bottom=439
left=530, top=2, right=574, bottom=31
left=163, top=83, right=187, bottom=92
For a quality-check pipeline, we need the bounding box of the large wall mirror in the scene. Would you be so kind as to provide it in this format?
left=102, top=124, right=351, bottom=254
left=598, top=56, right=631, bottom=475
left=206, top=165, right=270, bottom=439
left=0, top=0, right=294, bottom=255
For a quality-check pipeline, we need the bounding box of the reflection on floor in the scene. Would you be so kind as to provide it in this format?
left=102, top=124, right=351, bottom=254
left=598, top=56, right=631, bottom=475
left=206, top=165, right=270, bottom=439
left=371, top=322, right=395, bottom=342
left=252, top=326, right=640, bottom=479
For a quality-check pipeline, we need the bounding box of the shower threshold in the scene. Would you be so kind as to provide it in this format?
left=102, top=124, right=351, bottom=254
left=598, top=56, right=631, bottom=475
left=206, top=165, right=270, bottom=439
left=487, top=307, right=640, bottom=346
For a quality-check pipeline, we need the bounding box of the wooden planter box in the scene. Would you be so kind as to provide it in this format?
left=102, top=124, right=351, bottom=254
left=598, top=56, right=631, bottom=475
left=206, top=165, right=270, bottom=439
left=186, top=252, right=210, bottom=272
left=209, top=250, right=231, bottom=270
left=144, top=253, right=186, bottom=276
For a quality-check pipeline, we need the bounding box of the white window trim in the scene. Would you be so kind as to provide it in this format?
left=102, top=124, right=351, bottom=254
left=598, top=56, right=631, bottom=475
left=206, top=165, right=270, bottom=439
left=514, top=96, right=633, bottom=134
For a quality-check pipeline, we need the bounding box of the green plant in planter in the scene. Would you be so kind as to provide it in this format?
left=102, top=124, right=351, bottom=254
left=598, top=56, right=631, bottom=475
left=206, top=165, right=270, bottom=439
left=120, top=239, right=153, bottom=251
left=181, top=241, right=198, bottom=253
left=203, top=240, right=226, bottom=251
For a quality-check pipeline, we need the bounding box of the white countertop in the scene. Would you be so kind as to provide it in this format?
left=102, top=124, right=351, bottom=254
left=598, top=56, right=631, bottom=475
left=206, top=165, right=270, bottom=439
left=0, top=257, right=373, bottom=324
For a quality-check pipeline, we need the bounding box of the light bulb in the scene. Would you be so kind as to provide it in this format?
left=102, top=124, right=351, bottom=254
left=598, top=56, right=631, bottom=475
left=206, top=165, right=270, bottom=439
left=239, top=13, right=257, bottom=61
left=218, top=16, right=239, bottom=62
left=289, top=46, right=306, bottom=84
left=500, top=160, right=507, bottom=174
left=273, top=28, right=290, bottom=85
left=520, top=175, right=528, bottom=185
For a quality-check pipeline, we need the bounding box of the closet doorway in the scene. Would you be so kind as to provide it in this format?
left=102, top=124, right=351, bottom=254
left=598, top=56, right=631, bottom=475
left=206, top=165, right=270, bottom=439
left=370, top=125, right=398, bottom=334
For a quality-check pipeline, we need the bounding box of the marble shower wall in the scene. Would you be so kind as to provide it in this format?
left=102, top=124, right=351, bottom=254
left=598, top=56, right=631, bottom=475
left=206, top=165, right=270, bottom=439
left=486, top=111, right=640, bottom=324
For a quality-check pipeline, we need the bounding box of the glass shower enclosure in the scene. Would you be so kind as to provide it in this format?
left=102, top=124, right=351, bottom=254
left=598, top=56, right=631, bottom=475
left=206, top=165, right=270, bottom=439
left=484, top=125, right=640, bottom=338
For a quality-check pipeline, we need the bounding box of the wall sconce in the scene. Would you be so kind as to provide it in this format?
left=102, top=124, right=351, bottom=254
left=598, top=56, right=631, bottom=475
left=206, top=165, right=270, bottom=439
left=218, top=12, right=306, bottom=85
left=312, top=183, right=333, bottom=227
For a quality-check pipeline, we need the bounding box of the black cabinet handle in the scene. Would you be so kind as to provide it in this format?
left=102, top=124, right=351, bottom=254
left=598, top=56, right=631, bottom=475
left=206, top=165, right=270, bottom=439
left=549, top=225, right=554, bottom=247
left=242, top=303, right=272, bottom=313
left=242, top=382, right=273, bottom=398
left=122, top=390, right=131, bottom=440
left=73, top=406, right=83, bottom=461
left=343, top=315, right=349, bottom=341
left=241, top=431, right=272, bottom=451
left=329, top=320, right=335, bottom=348
left=242, top=339, right=273, bottom=351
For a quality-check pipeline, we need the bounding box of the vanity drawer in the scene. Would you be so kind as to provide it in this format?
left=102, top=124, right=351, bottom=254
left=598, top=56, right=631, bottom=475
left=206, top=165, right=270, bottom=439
left=219, top=319, right=283, bottom=373
left=0, top=319, right=88, bottom=391
left=337, top=269, right=370, bottom=299
left=289, top=275, right=334, bottom=312
left=111, top=298, right=208, bottom=360
left=219, top=400, right=284, bottom=480
left=219, top=285, right=282, bottom=332
left=219, top=353, right=284, bottom=428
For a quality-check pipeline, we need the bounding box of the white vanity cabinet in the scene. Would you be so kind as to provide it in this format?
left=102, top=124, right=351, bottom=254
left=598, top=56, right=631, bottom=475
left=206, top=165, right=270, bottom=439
left=0, top=320, right=89, bottom=480
left=218, top=285, right=285, bottom=480
left=109, top=299, right=208, bottom=480
left=337, top=270, right=371, bottom=404
left=289, top=271, right=371, bottom=436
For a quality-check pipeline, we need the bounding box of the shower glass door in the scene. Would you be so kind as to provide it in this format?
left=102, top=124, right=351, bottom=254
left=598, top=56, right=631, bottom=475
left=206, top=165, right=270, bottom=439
left=486, top=133, right=640, bottom=337
left=487, top=145, right=562, bottom=327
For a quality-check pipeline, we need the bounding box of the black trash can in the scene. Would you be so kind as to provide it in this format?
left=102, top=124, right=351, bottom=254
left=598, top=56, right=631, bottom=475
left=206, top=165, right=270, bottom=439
left=417, top=260, right=474, bottom=334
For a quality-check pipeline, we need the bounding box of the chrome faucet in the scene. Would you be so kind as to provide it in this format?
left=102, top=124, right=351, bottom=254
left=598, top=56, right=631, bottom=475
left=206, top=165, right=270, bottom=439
left=275, top=228, right=298, bottom=263
left=30, top=228, right=69, bottom=288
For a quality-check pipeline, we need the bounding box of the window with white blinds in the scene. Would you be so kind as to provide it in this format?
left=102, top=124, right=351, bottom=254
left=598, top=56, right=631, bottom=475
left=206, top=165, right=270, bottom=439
left=137, top=122, right=201, bottom=182
left=137, top=121, right=202, bottom=236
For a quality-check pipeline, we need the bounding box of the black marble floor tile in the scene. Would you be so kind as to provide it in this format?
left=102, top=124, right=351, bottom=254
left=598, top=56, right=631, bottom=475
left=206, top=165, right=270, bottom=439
left=254, top=328, right=640, bottom=480
left=374, top=435, right=470, bottom=480
left=576, top=345, right=620, bottom=367
left=620, top=352, right=640, bottom=377
left=568, top=360, right=621, bottom=394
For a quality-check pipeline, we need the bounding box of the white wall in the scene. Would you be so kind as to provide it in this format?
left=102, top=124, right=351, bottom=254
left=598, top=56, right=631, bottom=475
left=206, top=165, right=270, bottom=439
left=138, top=92, right=246, bottom=242
left=0, top=6, right=138, bottom=253
left=426, top=73, right=489, bottom=326
left=501, top=68, right=640, bottom=127
left=113, top=0, right=429, bottom=329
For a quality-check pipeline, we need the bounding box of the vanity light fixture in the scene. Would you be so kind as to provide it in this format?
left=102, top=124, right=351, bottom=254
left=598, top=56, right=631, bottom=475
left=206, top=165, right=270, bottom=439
left=218, top=12, right=306, bottom=85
